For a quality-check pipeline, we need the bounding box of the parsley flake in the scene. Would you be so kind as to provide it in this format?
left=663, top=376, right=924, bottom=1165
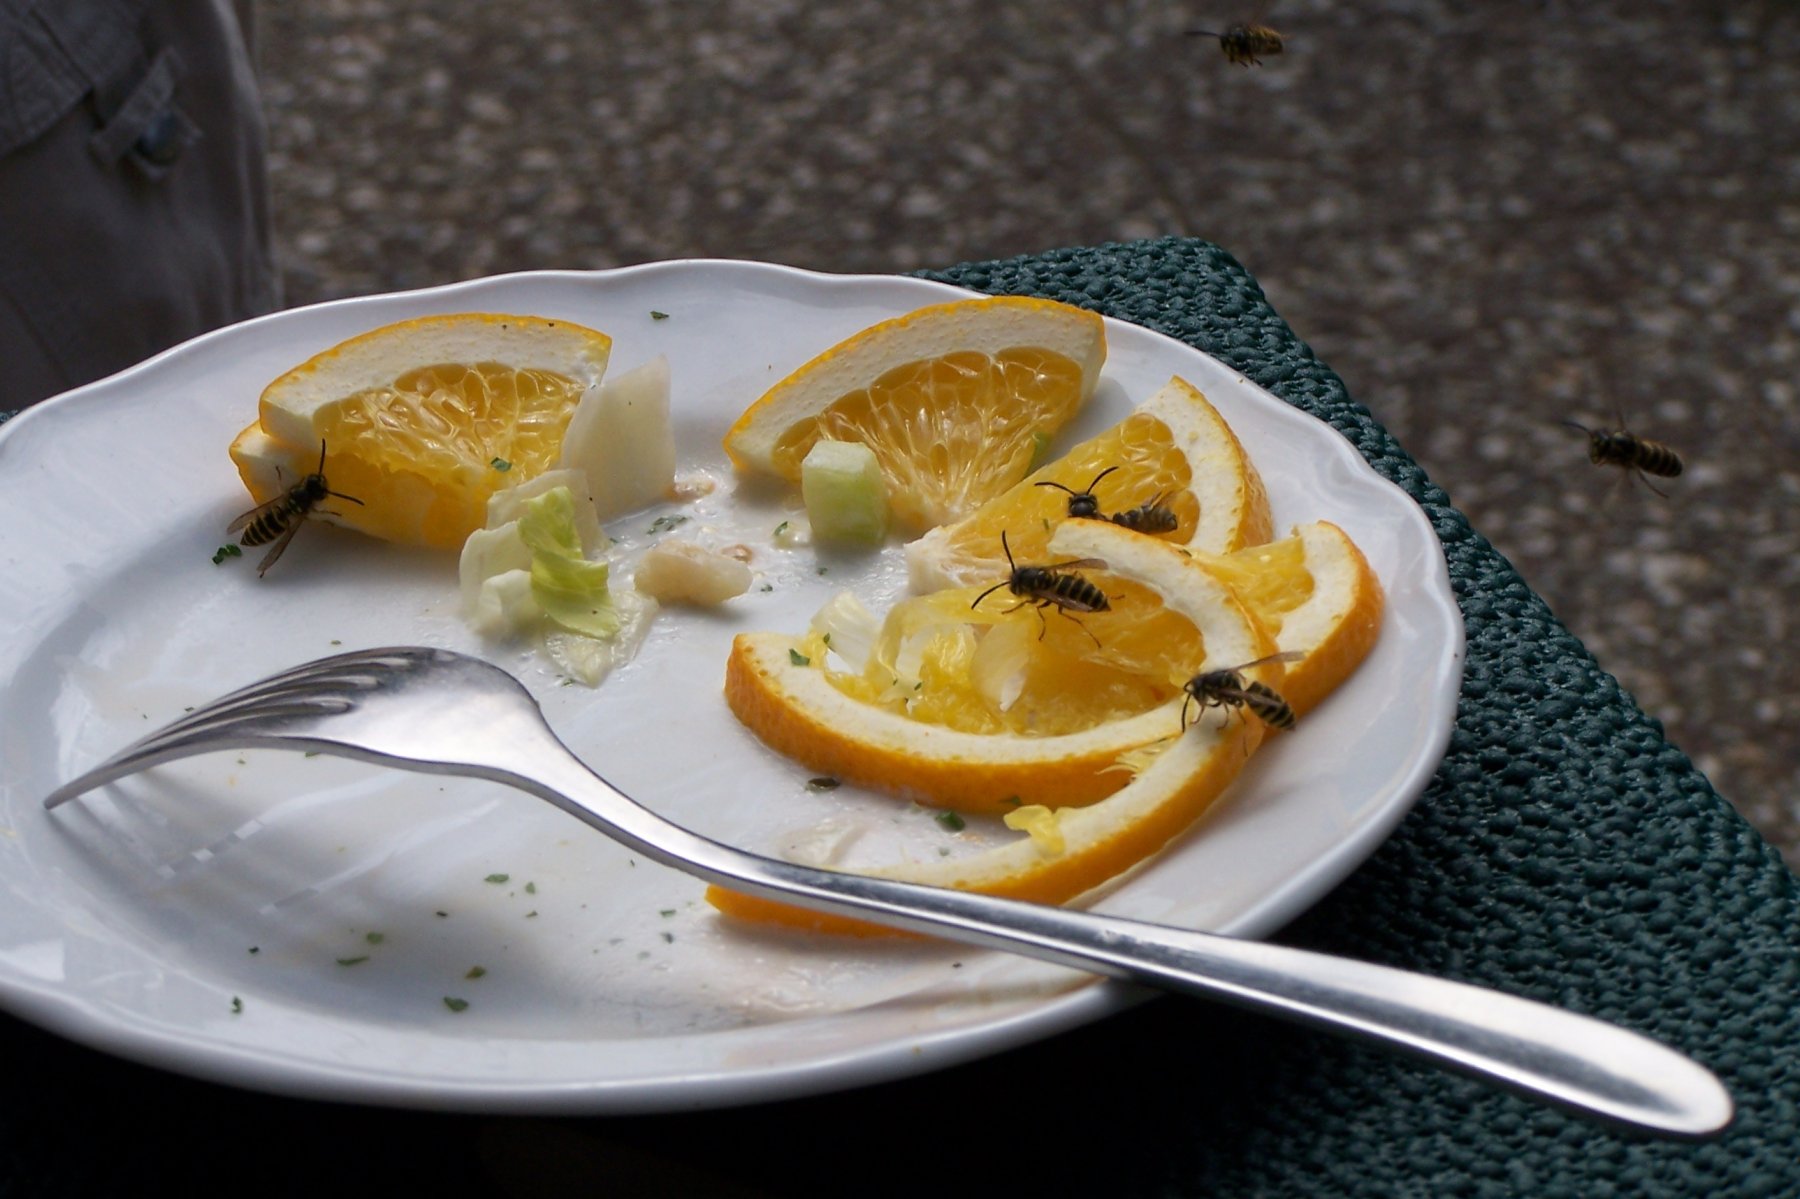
left=466, top=966, right=487, bottom=979
left=212, top=543, right=242, bottom=565
left=485, top=873, right=510, bottom=884
left=336, top=955, right=369, bottom=967
left=490, top=457, right=512, bottom=472
left=230, top=996, right=244, bottom=1014
left=365, top=932, right=384, bottom=944
left=443, top=996, right=469, bottom=1012
left=935, top=811, right=967, bottom=832
left=650, top=310, right=671, bottom=320
left=789, top=649, right=811, bottom=667
left=647, top=514, right=689, bottom=535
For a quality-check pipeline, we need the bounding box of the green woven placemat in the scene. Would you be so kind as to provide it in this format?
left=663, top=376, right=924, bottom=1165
left=1, top=238, right=1795, bottom=1196
left=921, top=238, right=1800, bottom=1195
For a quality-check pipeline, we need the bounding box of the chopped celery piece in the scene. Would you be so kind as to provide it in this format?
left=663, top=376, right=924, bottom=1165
left=800, top=440, right=889, bottom=544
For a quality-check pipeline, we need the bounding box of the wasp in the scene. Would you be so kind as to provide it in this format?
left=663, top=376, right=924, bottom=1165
left=1563, top=416, right=1684, bottom=498
left=1035, top=466, right=1116, bottom=520
left=971, top=530, right=1110, bottom=643
left=1187, top=11, right=1284, bottom=66
left=1180, top=651, right=1305, bottom=732
left=1038, top=466, right=1183, bottom=535
left=226, top=442, right=364, bottom=576
left=1107, top=492, right=1181, bottom=535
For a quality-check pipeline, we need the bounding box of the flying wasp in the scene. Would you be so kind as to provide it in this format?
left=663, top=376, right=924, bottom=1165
left=1187, top=10, right=1284, bottom=66
left=1180, top=651, right=1305, bottom=732
left=971, top=530, right=1110, bottom=644
left=1562, top=415, right=1684, bottom=498
left=1037, top=466, right=1183, bottom=535
left=226, top=442, right=365, bottom=576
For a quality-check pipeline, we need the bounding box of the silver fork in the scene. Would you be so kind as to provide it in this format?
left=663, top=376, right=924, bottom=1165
left=44, top=646, right=1731, bottom=1137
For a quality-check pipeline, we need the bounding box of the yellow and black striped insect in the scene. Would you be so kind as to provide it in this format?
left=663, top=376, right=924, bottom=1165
left=971, top=530, right=1110, bottom=643
left=1563, top=417, right=1684, bottom=498
left=226, top=442, right=364, bottom=576
left=1107, top=491, right=1181, bottom=535
left=1180, top=651, right=1305, bottom=731
left=1038, top=466, right=1182, bottom=535
left=1187, top=10, right=1284, bottom=66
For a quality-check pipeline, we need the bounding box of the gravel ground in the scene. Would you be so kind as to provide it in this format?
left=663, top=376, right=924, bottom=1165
left=257, top=0, right=1799, bottom=861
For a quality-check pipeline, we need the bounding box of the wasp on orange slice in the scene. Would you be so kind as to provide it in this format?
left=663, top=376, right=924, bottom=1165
left=230, top=313, right=612, bottom=550
left=904, top=375, right=1272, bottom=592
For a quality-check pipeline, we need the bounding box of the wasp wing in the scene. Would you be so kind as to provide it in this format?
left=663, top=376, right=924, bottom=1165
left=226, top=493, right=290, bottom=536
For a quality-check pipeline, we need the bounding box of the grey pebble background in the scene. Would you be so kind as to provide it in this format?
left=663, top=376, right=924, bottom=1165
left=256, top=0, right=1799, bottom=862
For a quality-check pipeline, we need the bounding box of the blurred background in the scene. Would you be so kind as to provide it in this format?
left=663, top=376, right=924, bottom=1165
left=256, top=0, right=1799, bottom=863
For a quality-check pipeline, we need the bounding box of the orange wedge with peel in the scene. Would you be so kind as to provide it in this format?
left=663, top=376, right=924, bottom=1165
left=1195, top=519, right=1384, bottom=718
left=229, top=313, right=611, bottom=549
left=711, top=520, right=1384, bottom=934
left=723, top=521, right=1278, bottom=816
left=705, top=705, right=1261, bottom=934
left=904, top=375, right=1272, bottom=592
left=722, top=296, right=1106, bottom=531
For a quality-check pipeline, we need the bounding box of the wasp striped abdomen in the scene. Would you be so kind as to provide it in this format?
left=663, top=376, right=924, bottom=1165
left=1180, top=652, right=1305, bottom=732
left=1109, top=493, right=1181, bottom=535
left=225, top=442, right=364, bottom=575
left=1565, top=420, right=1684, bottom=497
left=971, top=531, right=1110, bottom=644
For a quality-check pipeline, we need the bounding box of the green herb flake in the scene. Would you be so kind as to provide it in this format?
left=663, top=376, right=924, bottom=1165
left=525, top=910, right=539, bottom=919
left=651, top=310, right=671, bottom=320
left=365, top=932, right=384, bottom=945
left=336, top=955, right=369, bottom=967
left=435, top=910, right=449, bottom=918
left=789, top=649, right=811, bottom=667
left=485, top=873, right=510, bottom=884
left=807, top=776, right=841, bottom=792
left=491, top=457, right=512, bottom=472
left=248, top=946, right=260, bottom=954
left=466, top=966, right=487, bottom=980
left=212, top=543, right=242, bottom=565
left=525, top=881, right=537, bottom=894
left=935, top=811, right=967, bottom=833
left=759, top=583, right=774, bottom=593
left=230, top=996, right=244, bottom=1014
left=660, top=931, right=674, bottom=943
left=660, top=908, right=677, bottom=918
left=443, top=996, right=470, bottom=1012
left=647, top=514, right=689, bottom=535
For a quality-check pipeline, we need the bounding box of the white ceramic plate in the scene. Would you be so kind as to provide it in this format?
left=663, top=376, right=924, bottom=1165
left=0, top=260, right=1462, bottom=1113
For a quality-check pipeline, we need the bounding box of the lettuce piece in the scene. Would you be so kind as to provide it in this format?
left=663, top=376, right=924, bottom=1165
left=511, top=488, right=618, bottom=638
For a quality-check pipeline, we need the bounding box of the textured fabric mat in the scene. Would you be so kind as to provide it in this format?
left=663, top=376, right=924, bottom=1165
left=1, top=238, right=1795, bottom=1197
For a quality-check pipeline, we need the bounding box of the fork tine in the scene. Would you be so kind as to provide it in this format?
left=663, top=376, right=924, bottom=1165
left=40, top=647, right=433, bottom=810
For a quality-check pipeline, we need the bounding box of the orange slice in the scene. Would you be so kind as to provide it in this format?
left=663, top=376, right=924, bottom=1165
left=229, top=313, right=611, bottom=548
left=904, top=375, right=1272, bottom=591
left=707, top=691, right=1262, bottom=933
left=711, top=520, right=1385, bottom=934
left=723, top=521, right=1278, bottom=816
left=1196, top=520, right=1384, bottom=718
left=723, top=296, right=1106, bottom=531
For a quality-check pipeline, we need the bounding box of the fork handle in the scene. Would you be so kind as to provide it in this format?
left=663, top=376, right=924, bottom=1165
left=509, top=752, right=1732, bottom=1139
